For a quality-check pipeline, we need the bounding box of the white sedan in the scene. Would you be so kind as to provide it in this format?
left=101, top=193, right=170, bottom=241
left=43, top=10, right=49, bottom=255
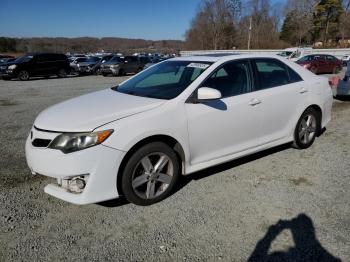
left=25, top=54, right=333, bottom=205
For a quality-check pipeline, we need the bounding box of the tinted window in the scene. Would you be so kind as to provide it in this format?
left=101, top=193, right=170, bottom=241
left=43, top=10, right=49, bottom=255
left=36, top=54, right=48, bottom=62
left=326, top=55, right=337, bottom=61
left=287, top=67, right=303, bottom=83
left=254, top=59, right=290, bottom=90
left=201, top=60, right=250, bottom=98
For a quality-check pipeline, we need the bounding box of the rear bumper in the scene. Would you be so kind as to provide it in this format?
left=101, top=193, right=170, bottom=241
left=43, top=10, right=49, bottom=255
left=25, top=133, right=126, bottom=205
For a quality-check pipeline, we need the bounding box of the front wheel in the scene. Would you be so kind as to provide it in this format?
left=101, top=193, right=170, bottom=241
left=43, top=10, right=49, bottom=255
left=121, top=142, right=179, bottom=206
left=18, top=70, right=30, bottom=81
left=292, top=108, right=320, bottom=149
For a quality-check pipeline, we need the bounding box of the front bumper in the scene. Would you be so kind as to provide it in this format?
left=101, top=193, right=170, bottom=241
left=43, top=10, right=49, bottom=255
left=101, top=67, right=118, bottom=75
left=25, top=129, right=126, bottom=205
left=78, top=66, right=93, bottom=74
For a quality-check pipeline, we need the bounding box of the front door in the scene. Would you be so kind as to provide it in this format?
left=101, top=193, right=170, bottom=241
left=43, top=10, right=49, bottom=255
left=185, top=60, right=263, bottom=165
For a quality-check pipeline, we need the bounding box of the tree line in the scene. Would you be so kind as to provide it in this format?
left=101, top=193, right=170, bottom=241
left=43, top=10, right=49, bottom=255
left=0, top=37, right=184, bottom=55
left=185, top=0, right=350, bottom=50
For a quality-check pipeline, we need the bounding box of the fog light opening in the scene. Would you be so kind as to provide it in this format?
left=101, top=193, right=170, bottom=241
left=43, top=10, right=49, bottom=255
left=57, top=175, right=88, bottom=194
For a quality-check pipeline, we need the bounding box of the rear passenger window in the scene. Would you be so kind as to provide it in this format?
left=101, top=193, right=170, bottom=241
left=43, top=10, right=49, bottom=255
left=287, top=67, right=303, bottom=83
left=201, top=60, right=250, bottom=98
left=254, top=59, right=290, bottom=90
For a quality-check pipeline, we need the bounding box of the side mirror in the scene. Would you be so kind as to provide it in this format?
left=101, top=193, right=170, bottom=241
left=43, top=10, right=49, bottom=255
left=102, top=60, right=106, bottom=63
left=197, top=87, right=222, bottom=101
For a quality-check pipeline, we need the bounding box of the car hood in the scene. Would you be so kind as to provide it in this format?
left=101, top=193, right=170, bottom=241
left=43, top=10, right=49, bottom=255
left=34, top=89, right=165, bottom=132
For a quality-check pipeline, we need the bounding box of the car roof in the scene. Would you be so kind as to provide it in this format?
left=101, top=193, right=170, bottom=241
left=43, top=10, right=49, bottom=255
left=171, top=54, right=291, bottom=63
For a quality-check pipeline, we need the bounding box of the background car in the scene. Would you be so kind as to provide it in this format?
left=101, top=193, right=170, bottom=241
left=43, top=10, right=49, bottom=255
left=1, top=53, right=70, bottom=80
left=91, top=55, right=114, bottom=75
left=334, top=63, right=350, bottom=98
left=296, top=54, right=342, bottom=74
left=73, top=56, right=101, bottom=75
left=101, top=55, right=146, bottom=76
left=0, top=55, right=15, bottom=63
left=342, top=54, right=350, bottom=66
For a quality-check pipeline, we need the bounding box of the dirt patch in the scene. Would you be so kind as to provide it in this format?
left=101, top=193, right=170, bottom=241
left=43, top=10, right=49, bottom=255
left=0, top=99, right=19, bottom=107
left=289, top=177, right=313, bottom=186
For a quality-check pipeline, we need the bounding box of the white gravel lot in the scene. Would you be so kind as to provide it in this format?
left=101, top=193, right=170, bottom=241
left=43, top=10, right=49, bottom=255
left=0, top=72, right=349, bottom=261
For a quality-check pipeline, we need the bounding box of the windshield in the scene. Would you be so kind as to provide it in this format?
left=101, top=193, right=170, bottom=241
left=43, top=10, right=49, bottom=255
left=278, top=51, right=293, bottom=57
left=15, top=55, right=33, bottom=63
left=115, top=60, right=212, bottom=100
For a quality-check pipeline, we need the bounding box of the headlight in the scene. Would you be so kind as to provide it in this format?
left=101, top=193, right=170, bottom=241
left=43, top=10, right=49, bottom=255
left=49, top=130, right=113, bottom=154
left=8, top=64, right=17, bottom=70
left=111, top=64, right=119, bottom=68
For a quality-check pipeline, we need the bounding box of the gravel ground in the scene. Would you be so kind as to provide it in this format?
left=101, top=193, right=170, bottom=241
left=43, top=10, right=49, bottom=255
left=0, top=72, right=349, bottom=261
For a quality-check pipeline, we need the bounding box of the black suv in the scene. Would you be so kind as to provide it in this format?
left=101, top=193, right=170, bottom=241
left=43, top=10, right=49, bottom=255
left=101, top=55, right=148, bottom=76
left=2, top=53, right=70, bottom=80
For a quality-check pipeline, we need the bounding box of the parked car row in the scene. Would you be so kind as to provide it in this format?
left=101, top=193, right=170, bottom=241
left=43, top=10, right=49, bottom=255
left=0, top=53, right=70, bottom=80
left=0, top=52, right=163, bottom=80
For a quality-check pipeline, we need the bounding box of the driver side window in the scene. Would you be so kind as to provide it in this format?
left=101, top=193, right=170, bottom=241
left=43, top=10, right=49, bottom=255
left=201, top=60, right=250, bottom=98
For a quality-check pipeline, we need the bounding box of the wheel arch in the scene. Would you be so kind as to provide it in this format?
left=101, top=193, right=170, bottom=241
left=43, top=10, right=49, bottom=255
left=116, top=134, right=186, bottom=196
left=299, top=104, right=323, bottom=133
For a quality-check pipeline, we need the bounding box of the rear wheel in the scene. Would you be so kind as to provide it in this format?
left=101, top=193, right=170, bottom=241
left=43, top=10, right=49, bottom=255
left=18, top=70, right=30, bottom=81
left=118, top=69, right=125, bottom=76
left=121, top=142, right=179, bottom=206
left=57, top=69, right=67, bottom=78
left=292, top=108, right=320, bottom=149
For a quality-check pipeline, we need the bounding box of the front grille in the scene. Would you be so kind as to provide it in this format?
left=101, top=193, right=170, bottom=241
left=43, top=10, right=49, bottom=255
left=32, top=139, right=52, bottom=148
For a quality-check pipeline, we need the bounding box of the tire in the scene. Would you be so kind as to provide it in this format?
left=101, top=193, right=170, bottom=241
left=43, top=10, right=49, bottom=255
left=18, top=70, right=30, bottom=81
left=117, top=69, right=124, bottom=76
left=57, top=69, right=67, bottom=78
left=121, top=142, right=180, bottom=206
left=102, top=73, right=108, bottom=77
left=292, top=108, right=320, bottom=149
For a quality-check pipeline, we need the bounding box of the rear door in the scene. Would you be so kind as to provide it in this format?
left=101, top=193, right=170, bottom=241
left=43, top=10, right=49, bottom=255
left=250, top=58, right=305, bottom=145
left=33, top=54, right=50, bottom=76
left=315, top=55, right=328, bottom=73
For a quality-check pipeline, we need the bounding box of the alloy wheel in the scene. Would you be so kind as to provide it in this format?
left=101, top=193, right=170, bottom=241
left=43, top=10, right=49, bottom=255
left=18, top=70, right=29, bottom=80
left=131, top=152, right=174, bottom=200
left=298, top=114, right=317, bottom=145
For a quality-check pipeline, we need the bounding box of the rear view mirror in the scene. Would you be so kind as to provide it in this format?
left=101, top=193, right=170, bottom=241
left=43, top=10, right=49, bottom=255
left=197, top=87, right=222, bottom=101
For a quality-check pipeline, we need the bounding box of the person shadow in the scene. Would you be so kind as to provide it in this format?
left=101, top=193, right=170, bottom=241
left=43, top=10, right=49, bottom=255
left=248, top=214, right=341, bottom=262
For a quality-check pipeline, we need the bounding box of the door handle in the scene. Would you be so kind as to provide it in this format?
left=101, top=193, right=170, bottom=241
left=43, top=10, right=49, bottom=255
left=249, top=98, right=261, bottom=106
left=299, top=88, right=308, bottom=94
